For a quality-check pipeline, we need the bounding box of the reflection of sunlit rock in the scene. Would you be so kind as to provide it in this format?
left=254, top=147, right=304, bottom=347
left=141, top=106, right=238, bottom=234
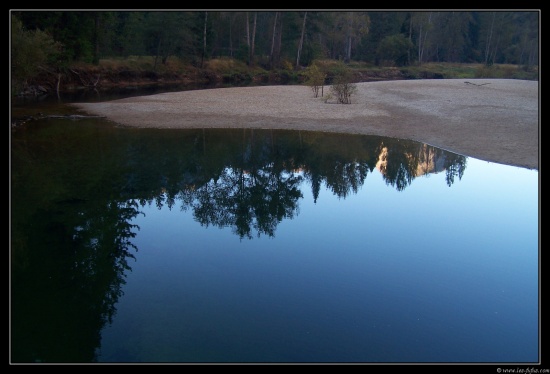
left=376, top=144, right=447, bottom=177
left=413, top=144, right=447, bottom=177
left=376, top=146, right=389, bottom=174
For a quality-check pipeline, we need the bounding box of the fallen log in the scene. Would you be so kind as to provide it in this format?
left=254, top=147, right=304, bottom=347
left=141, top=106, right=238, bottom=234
left=464, top=81, right=491, bottom=87
left=11, top=114, right=106, bottom=128
left=45, top=114, right=106, bottom=119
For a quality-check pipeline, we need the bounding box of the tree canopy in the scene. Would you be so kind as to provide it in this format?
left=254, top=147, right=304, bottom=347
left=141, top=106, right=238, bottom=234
left=11, top=10, right=539, bottom=67
left=10, top=10, right=539, bottom=93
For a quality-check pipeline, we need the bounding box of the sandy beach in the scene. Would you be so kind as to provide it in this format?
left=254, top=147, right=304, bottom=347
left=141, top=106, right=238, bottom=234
left=73, top=78, right=539, bottom=170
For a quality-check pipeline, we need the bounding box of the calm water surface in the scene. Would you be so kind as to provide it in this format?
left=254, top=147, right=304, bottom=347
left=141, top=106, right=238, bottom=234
left=10, top=106, right=539, bottom=364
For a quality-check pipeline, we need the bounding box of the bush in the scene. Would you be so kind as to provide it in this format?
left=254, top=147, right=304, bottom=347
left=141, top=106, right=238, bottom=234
left=280, top=59, right=294, bottom=71
left=11, top=14, right=62, bottom=92
left=303, top=64, right=326, bottom=98
left=329, top=67, right=357, bottom=104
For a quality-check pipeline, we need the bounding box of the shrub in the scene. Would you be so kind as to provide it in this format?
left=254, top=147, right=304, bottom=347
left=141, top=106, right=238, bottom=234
left=11, top=15, right=62, bottom=92
left=303, top=64, right=326, bottom=98
left=280, top=59, right=294, bottom=71
left=329, top=67, right=357, bottom=104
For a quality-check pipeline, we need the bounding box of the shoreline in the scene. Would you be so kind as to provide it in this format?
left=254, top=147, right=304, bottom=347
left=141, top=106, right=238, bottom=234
left=72, top=79, right=539, bottom=170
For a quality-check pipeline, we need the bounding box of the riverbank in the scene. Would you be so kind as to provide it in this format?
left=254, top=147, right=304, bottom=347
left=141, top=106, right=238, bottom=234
left=73, top=78, right=539, bottom=170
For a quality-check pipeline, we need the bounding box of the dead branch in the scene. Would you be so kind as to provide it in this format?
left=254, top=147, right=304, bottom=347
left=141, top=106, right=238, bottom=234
left=464, top=81, right=491, bottom=87
left=69, top=69, right=101, bottom=88
left=38, top=65, right=57, bottom=75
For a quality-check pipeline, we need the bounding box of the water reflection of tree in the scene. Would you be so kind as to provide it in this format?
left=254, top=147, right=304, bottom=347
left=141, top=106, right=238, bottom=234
left=193, top=167, right=302, bottom=239
left=377, top=140, right=466, bottom=191
left=11, top=198, right=141, bottom=363
left=10, top=123, right=468, bottom=362
left=443, top=153, right=467, bottom=187
left=298, top=133, right=379, bottom=202
left=125, top=129, right=467, bottom=233
left=11, top=122, right=143, bottom=363
left=188, top=129, right=304, bottom=239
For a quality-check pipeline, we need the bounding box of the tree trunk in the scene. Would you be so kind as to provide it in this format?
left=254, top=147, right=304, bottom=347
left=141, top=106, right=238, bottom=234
left=153, top=37, right=161, bottom=71
left=491, top=32, right=501, bottom=65
left=418, top=12, right=432, bottom=65
left=246, top=12, right=250, bottom=59
left=93, top=12, right=100, bottom=65
left=484, top=12, right=495, bottom=65
left=408, top=12, right=413, bottom=65
left=56, top=73, right=61, bottom=98
left=276, top=16, right=283, bottom=67
left=345, top=12, right=352, bottom=63
left=296, top=11, right=307, bottom=69
left=270, top=12, right=278, bottom=68
left=250, top=12, right=257, bottom=66
left=201, top=11, right=208, bottom=68
left=229, top=14, right=233, bottom=57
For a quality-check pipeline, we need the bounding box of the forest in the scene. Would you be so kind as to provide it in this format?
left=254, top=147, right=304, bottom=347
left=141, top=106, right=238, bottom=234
left=11, top=10, right=539, bottom=94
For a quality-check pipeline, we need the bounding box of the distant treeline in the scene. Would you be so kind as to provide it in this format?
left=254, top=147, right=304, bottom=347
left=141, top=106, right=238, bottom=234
left=12, top=10, right=539, bottom=70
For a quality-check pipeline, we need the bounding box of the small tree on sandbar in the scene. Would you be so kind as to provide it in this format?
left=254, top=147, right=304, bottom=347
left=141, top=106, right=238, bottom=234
left=304, top=64, right=326, bottom=98
left=329, top=67, right=357, bottom=104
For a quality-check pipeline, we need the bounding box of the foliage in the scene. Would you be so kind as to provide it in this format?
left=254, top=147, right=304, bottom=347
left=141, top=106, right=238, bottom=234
left=13, top=11, right=539, bottom=67
left=11, top=14, right=62, bottom=93
left=473, top=63, right=537, bottom=80
left=299, top=39, right=326, bottom=66
left=11, top=10, right=539, bottom=90
left=205, top=57, right=250, bottom=74
left=303, top=63, right=326, bottom=98
left=316, top=60, right=354, bottom=84
left=205, top=57, right=270, bottom=83
left=280, top=59, right=294, bottom=71
left=329, top=66, right=357, bottom=104
left=398, top=61, right=538, bottom=81
left=98, top=56, right=194, bottom=74
left=376, top=34, right=413, bottom=66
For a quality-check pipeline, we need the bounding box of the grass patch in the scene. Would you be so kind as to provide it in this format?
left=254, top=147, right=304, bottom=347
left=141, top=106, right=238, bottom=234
left=98, top=56, right=198, bottom=75
left=86, top=58, right=539, bottom=82
left=474, top=63, right=539, bottom=80
left=401, top=62, right=538, bottom=80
